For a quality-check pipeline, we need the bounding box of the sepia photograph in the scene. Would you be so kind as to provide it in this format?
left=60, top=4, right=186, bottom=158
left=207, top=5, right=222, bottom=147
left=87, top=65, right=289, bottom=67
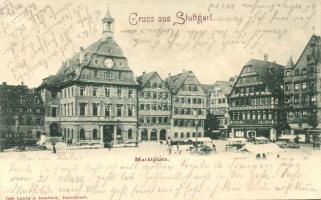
left=0, top=0, right=320, bottom=199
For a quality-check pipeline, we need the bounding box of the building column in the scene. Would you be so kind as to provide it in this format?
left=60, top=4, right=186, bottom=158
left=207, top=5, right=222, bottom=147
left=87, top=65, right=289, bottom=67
left=157, top=130, right=160, bottom=141
left=137, top=128, right=140, bottom=142
left=100, top=125, right=104, bottom=143
left=113, top=125, right=117, bottom=142
left=148, top=130, right=151, bottom=141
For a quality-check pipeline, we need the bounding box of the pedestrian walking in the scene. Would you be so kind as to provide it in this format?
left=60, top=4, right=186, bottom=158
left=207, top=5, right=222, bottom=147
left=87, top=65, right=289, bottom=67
left=52, top=143, right=56, bottom=154
left=212, top=144, right=216, bottom=153
left=168, top=145, right=172, bottom=155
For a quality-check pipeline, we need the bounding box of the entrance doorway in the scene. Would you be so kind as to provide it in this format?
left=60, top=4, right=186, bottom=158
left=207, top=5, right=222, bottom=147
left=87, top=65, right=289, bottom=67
left=103, top=125, right=114, bottom=142
left=160, top=129, right=166, bottom=140
left=247, top=130, right=256, bottom=138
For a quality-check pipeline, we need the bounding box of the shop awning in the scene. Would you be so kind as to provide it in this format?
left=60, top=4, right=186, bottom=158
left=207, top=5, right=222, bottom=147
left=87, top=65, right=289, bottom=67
left=241, top=143, right=283, bottom=154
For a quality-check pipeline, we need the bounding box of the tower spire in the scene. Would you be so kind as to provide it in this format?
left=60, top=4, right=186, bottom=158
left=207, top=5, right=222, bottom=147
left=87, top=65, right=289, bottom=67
left=102, top=4, right=114, bottom=40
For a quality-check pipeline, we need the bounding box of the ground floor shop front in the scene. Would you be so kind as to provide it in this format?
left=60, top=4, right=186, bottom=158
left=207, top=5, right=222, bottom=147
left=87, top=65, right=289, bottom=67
left=229, top=126, right=277, bottom=141
left=47, top=121, right=137, bottom=144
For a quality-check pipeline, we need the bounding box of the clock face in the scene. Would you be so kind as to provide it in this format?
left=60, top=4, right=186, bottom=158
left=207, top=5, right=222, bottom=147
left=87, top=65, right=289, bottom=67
left=104, top=58, right=114, bottom=68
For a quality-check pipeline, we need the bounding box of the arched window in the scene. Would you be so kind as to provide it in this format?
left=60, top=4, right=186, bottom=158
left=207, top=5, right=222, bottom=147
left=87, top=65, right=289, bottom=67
left=128, top=129, right=133, bottom=139
left=49, top=123, right=59, bottom=137
left=141, top=129, right=148, bottom=141
left=80, top=129, right=85, bottom=140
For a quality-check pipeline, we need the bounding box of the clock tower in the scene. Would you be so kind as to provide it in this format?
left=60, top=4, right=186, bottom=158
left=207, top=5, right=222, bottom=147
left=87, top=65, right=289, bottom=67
left=102, top=5, right=114, bottom=40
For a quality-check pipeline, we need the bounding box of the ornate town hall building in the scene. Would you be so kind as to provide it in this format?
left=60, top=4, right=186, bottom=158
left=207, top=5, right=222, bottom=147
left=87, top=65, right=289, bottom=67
left=39, top=8, right=138, bottom=144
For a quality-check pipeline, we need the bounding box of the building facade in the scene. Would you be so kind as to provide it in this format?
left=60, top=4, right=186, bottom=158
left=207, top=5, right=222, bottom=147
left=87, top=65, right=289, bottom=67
left=0, top=82, right=45, bottom=145
left=39, top=8, right=138, bottom=144
left=228, top=58, right=284, bottom=140
left=136, top=71, right=171, bottom=142
left=284, top=35, right=321, bottom=142
left=164, top=71, right=207, bottom=140
left=204, top=80, right=234, bottom=134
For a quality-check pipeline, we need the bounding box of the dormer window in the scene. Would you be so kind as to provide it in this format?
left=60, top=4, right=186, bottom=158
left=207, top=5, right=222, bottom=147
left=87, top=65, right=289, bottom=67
left=285, top=71, right=290, bottom=76
left=307, top=55, right=311, bottom=61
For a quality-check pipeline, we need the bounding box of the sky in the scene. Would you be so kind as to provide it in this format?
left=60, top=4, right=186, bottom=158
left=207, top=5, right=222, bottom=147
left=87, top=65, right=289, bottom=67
left=0, top=0, right=320, bottom=88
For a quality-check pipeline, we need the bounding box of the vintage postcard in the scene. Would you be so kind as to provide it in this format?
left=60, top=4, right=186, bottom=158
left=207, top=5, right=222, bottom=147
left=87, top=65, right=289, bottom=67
left=0, top=0, right=321, bottom=199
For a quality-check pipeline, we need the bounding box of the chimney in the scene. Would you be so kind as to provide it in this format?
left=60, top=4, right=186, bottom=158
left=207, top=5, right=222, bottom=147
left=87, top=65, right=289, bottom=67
left=264, top=54, right=268, bottom=62
left=143, top=71, right=146, bottom=75
left=2, top=82, right=6, bottom=85
left=168, top=73, right=171, bottom=77
left=79, top=47, right=84, bottom=63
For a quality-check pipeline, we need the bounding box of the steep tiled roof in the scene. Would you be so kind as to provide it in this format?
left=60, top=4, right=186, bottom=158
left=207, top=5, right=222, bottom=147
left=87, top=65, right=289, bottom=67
left=42, top=36, right=135, bottom=88
left=201, top=84, right=215, bottom=94
left=164, top=71, right=192, bottom=93
left=136, top=71, right=157, bottom=88
left=294, top=35, right=321, bottom=69
left=245, top=59, right=284, bottom=94
left=214, top=81, right=233, bottom=95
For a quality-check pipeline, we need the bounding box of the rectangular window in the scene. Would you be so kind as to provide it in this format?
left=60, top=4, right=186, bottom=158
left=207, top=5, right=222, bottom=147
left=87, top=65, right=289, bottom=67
left=105, top=88, right=110, bottom=97
left=51, top=107, right=57, bottom=117
left=302, top=82, right=307, bottom=90
left=117, top=104, right=122, bottom=116
left=93, top=88, right=97, bottom=97
left=80, top=103, right=86, bottom=116
left=294, top=83, right=300, bottom=91
left=128, top=107, right=133, bottom=117
left=128, top=90, right=133, bottom=98
left=285, top=84, right=290, bottom=91
left=139, top=117, right=144, bottom=124
left=145, top=92, right=150, bottom=99
left=152, top=104, right=157, bottom=111
left=92, top=104, right=97, bottom=116
left=163, top=117, right=168, bottom=124
left=80, top=87, right=85, bottom=96
left=117, top=89, right=122, bottom=98
left=152, top=117, right=157, bottom=123
left=105, top=106, right=110, bottom=116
